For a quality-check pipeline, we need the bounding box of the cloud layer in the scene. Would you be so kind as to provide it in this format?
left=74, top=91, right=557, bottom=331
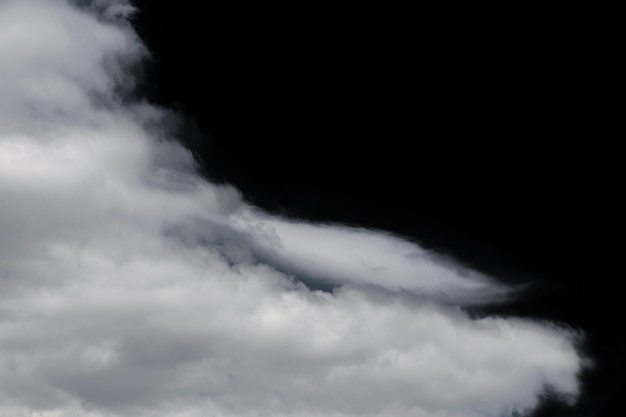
left=0, top=1, right=584, bottom=416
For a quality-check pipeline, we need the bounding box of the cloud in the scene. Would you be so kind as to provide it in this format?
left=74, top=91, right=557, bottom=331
left=229, top=209, right=514, bottom=304
left=0, top=1, right=585, bottom=416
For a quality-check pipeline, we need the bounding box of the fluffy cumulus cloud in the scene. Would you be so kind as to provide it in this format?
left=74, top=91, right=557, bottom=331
left=0, top=1, right=585, bottom=416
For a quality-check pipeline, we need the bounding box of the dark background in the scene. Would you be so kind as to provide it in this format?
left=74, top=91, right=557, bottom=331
left=132, top=2, right=621, bottom=415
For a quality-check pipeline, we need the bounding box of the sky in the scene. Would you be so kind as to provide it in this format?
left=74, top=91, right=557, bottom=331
left=0, top=1, right=617, bottom=416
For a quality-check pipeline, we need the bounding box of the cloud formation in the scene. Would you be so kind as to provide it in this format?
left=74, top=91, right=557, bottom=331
left=0, top=1, right=585, bottom=416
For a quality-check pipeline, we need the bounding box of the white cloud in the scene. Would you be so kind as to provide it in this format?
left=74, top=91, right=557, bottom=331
left=230, top=209, right=514, bottom=304
left=0, top=1, right=585, bottom=416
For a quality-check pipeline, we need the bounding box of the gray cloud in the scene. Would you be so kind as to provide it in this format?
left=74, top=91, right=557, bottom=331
left=0, top=1, right=586, bottom=416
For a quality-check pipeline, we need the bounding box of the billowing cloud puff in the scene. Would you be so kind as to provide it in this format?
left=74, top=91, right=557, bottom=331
left=0, top=1, right=585, bottom=416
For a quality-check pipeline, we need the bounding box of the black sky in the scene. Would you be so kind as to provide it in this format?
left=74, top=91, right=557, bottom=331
left=132, top=2, right=621, bottom=415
